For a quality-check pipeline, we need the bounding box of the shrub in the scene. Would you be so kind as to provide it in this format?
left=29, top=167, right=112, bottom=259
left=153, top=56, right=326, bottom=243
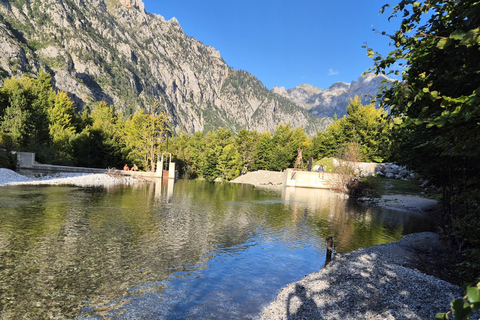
left=0, top=149, right=16, bottom=169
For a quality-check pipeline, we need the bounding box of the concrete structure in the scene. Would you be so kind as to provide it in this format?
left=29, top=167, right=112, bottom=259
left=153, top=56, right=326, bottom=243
left=282, top=161, right=384, bottom=190
left=16, top=152, right=107, bottom=174
left=16, top=151, right=179, bottom=180
left=283, top=169, right=336, bottom=189
left=156, top=152, right=176, bottom=179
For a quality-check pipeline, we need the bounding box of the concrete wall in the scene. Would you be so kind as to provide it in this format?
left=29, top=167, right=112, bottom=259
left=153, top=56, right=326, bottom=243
left=284, top=169, right=336, bottom=189
left=16, top=152, right=107, bottom=174
left=16, top=152, right=35, bottom=168
left=283, top=160, right=384, bottom=190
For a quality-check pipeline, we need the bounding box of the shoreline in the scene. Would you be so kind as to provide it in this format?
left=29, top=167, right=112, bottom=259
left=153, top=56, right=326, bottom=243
left=0, top=168, right=140, bottom=187
left=260, top=232, right=469, bottom=320
left=2, top=168, right=465, bottom=319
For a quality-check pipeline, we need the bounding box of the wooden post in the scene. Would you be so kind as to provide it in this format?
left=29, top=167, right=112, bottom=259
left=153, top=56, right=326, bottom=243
left=325, top=236, right=335, bottom=265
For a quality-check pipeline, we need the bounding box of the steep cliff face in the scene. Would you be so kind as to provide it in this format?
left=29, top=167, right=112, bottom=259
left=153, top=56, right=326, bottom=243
left=0, top=0, right=329, bottom=135
left=273, top=73, right=392, bottom=118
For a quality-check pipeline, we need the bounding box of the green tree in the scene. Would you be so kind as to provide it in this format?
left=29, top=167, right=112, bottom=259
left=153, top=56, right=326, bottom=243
left=124, top=107, right=168, bottom=171
left=0, top=81, right=31, bottom=149
left=0, top=77, right=36, bottom=150
left=199, top=128, right=239, bottom=181
left=235, top=129, right=259, bottom=174
left=0, top=71, right=71, bottom=162
left=251, top=132, right=274, bottom=171
left=369, top=0, right=480, bottom=281
left=311, top=97, right=391, bottom=162
left=217, top=143, right=241, bottom=180
left=48, top=91, right=76, bottom=163
left=71, top=101, right=126, bottom=168
left=269, top=124, right=307, bottom=170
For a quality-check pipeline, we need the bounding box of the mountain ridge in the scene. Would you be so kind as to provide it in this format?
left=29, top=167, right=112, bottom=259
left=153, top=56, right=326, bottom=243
left=272, top=73, right=392, bottom=118
left=0, top=0, right=331, bottom=135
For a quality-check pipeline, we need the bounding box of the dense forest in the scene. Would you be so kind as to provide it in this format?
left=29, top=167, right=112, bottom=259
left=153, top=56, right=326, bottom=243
left=0, top=70, right=391, bottom=178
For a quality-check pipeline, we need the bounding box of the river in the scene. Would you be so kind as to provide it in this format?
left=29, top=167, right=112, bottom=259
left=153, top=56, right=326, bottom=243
left=0, top=180, right=434, bottom=319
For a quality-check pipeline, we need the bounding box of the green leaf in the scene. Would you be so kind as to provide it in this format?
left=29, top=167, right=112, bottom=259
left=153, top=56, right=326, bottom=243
left=435, top=312, right=449, bottom=320
left=450, top=30, right=466, bottom=40
left=466, top=286, right=480, bottom=311
left=451, top=299, right=471, bottom=320
left=437, top=38, right=451, bottom=49
left=367, top=49, right=375, bottom=57
left=435, top=117, right=446, bottom=127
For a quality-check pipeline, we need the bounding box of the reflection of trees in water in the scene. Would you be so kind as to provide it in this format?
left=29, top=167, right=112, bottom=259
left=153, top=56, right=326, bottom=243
left=0, top=182, right=268, bottom=318
left=282, top=187, right=432, bottom=254
left=0, top=182, right=433, bottom=318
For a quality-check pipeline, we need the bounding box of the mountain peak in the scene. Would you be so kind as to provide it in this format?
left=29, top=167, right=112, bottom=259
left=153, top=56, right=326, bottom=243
left=327, top=81, right=350, bottom=90
left=0, top=0, right=328, bottom=135
left=168, top=17, right=182, bottom=29
left=278, top=73, right=393, bottom=117
left=118, top=0, right=145, bottom=12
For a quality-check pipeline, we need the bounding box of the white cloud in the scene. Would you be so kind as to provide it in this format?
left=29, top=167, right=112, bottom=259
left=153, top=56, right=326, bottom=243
left=328, top=69, right=339, bottom=76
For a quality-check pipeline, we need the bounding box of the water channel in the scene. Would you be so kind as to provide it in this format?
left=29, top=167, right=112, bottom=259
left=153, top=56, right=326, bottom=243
left=0, top=180, right=435, bottom=319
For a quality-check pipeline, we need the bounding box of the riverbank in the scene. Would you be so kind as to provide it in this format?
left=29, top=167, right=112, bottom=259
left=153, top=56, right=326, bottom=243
left=260, top=232, right=471, bottom=320
left=0, top=168, right=140, bottom=187
left=234, top=171, right=461, bottom=319
left=230, top=170, right=284, bottom=186
left=1, top=168, right=465, bottom=319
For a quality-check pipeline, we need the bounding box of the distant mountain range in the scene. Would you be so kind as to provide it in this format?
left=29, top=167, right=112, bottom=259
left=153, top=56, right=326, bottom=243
left=272, top=73, right=392, bottom=118
left=0, top=0, right=390, bottom=135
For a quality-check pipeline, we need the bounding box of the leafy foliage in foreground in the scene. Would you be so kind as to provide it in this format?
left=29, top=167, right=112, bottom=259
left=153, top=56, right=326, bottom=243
left=436, top=281, right=480, bottom=320
left=368, top=0, right=480, bottom=282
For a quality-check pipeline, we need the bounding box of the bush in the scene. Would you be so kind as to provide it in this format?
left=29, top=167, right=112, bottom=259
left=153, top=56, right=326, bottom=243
left=0, top=149, right=16, bottom=169
left=347, top=176, right=380, bottom=198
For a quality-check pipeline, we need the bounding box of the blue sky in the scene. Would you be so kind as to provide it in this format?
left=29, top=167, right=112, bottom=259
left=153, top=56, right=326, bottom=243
left=143, top=1, right=400, bottom=90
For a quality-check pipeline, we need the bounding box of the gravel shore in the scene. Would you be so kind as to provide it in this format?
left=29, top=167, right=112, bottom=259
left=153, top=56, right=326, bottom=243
left=0, top=168, right=139, bottom=187
left=260, top=232, right=473, bottom=320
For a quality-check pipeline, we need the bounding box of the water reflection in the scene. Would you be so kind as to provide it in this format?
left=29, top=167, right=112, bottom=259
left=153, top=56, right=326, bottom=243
left=154, top=179, right=175, bottom=203
left=0, top=181, right=435, bottom=319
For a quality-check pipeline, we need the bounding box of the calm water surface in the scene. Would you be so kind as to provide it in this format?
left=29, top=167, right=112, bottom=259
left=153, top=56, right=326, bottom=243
left=0, top=180, right=435, bottom=319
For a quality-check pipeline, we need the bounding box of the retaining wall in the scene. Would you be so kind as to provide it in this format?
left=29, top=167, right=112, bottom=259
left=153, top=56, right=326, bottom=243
left=283, top=169, right=336, bottom=189
left=16, top=152, right=107, bottom=174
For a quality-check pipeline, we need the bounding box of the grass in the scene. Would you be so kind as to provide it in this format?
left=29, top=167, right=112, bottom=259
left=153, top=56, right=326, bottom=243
left=368, top=176, right=441, bottom=200
left=314, top=157, right=335, bottom=173
left=374, top=177, right=423, bottom=196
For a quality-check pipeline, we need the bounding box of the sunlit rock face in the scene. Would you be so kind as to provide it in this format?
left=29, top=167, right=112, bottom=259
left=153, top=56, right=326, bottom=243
left=0, top=0, right=329, bottom=135
left=278, top=73, right=393, bottom=118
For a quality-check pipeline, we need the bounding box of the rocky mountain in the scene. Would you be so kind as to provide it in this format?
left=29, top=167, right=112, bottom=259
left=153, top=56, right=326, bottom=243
left=272, top=73, right=392, bottom=118
left=0, top=0, right=331, bottom=135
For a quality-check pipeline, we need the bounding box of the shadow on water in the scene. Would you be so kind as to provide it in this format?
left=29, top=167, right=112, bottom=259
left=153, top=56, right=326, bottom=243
left=0, top=180, right=436, bottom=319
